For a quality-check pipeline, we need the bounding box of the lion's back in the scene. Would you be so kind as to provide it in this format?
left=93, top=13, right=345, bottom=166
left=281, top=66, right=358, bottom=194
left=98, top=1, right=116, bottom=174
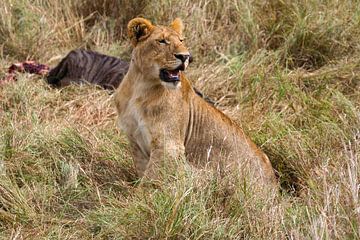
left=185, top=93, right=276, bottom=183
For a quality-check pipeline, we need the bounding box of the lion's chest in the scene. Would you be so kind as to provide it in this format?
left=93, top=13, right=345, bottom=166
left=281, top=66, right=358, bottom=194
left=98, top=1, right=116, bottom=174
left=118, top=97, right=151, bottom=156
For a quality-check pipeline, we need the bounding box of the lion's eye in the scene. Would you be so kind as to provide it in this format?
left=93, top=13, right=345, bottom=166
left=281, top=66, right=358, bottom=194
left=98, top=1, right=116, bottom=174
left=180, top=39, right=184, bottom=42
left=158, top=39, right=168, bottom=45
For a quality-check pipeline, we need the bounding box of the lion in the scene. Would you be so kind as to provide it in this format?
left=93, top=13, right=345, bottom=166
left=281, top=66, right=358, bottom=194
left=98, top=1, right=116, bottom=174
left=114, top=17, right=277, bottom=186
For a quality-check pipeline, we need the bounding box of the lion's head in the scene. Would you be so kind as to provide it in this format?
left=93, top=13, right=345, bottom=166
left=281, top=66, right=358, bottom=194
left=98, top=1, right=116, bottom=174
left=127, top=17, right=191, bottom=88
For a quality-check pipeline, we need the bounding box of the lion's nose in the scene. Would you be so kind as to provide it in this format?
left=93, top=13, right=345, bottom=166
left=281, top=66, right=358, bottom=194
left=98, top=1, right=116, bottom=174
left=174, top=53, right=190, bottom=63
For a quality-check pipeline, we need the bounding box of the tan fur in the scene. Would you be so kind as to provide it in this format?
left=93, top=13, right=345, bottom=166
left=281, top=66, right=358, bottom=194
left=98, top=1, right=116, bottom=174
left=114, top=18, right=276, bottom=186
left=127, top=18, right=154, bottom=47
left=169, top=18, right=184, bottom=35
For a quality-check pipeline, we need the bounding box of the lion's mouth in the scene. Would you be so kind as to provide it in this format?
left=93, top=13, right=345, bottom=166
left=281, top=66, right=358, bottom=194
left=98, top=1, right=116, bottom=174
left=159, top=64, right=184, bottom=83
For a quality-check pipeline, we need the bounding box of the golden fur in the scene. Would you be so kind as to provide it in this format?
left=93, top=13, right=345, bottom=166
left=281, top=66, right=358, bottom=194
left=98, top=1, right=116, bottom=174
left=114, top=17, right=276, bottom=186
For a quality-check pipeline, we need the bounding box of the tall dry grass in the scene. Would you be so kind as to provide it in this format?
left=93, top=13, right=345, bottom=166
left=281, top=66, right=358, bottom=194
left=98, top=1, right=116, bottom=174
left=1, top=0, right=359, bottom=239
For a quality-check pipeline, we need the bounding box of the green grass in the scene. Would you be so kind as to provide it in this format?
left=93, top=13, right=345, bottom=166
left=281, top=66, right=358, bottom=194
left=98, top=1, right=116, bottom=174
left=1, top=0, right=360, bottom=239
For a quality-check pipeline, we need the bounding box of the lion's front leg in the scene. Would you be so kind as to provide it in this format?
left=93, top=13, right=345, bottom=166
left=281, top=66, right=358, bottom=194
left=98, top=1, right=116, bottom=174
left=130, top=142, right=150, bottom=177
left=144, top=139, right=185, bottom=181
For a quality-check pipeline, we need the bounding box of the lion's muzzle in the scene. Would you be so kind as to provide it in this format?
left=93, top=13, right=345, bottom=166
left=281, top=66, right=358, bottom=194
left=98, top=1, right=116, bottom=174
left=159, top=53, right=191, bottom=83
left=160, top=68, right=181, bottom=82
left=174, top=53, right=190, bottom=63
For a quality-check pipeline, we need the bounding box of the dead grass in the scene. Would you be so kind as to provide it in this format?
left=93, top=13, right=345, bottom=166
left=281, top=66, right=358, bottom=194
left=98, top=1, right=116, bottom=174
left=1, top=0, right=360, bottom=239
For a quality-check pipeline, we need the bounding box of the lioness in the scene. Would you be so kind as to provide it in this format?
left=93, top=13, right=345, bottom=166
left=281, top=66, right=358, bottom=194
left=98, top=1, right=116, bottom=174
left=114, top=17, right=276, bottom=185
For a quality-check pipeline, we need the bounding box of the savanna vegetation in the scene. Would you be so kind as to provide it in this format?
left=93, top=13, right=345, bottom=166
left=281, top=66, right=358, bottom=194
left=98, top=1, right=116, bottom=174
left=0, top=0, right=359, bottom=239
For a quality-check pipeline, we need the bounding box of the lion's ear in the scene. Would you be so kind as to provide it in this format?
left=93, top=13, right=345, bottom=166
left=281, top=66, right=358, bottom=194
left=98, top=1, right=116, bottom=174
left=170, top=18, right=184, bottom=35
left=128, top=18, right=154, bottom=46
